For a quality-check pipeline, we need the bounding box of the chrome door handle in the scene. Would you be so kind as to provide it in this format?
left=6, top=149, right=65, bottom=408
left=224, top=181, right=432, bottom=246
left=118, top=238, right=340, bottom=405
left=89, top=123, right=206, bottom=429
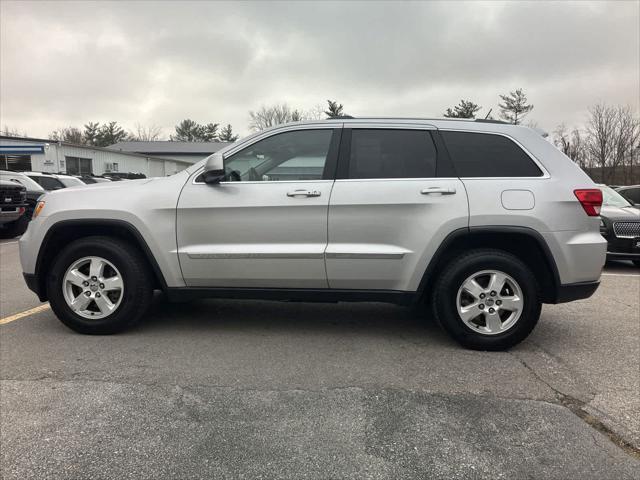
left=421, top=187, right=456, bottom=195
left=287, top=189, right=321, bottom=197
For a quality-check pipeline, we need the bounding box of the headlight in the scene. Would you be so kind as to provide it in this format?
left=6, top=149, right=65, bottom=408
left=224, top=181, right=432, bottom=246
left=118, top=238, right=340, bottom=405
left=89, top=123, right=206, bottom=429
left=33, top=201, right=45, bottom=219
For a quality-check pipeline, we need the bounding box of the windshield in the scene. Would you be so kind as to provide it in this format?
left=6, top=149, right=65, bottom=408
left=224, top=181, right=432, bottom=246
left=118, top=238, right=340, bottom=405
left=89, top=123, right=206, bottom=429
left=601, top=185, right=632, bottom=208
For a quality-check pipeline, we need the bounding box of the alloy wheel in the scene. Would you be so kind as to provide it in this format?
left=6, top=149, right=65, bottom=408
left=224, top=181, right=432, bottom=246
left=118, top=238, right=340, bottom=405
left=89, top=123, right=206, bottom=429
left=455, top=269, right=524, bottom=335
left=62, top=256, right=124, bottom=319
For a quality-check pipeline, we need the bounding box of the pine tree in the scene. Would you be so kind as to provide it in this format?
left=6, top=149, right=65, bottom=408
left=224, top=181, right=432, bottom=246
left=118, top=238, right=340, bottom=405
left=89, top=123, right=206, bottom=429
left=498, top=89, right=534, bottom=125
left=83, top=122, right=101, bottom=145
left=325, top=100, right=346, bottom=119
left=218, top=124, right=238, bottom=142
left=172, top=119, right=202, bottom=141
left=201, top=123, right=219, bottom=142
left=443, top=100, right=481, bottom=119
left=97, top=121, right=129, bottom=146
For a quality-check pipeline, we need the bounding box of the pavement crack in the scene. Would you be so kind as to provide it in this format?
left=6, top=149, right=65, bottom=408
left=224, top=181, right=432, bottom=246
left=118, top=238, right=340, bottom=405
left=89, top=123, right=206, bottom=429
left=510, top=351, right=640, bottom=460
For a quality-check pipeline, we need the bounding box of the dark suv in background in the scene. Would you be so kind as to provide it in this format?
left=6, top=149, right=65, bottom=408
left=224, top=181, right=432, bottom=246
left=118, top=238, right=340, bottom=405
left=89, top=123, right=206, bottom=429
left=616, top=185, right=640, bottom=207
left=0, top=171, right=45, bottom=238
left=599, top=185, right=640, bottom=267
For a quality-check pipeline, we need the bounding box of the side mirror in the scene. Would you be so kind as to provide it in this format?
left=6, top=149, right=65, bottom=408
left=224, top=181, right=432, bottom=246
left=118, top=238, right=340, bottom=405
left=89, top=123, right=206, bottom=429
left=203, top=152, right=225, bottom=184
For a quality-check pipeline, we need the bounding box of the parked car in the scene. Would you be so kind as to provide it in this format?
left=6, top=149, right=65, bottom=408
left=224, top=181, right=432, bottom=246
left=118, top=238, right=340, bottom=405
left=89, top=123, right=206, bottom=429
left=77, top=176, right=112, bottom=184
left=615, top=185, right=640, bottom=207
left=0, top=171, right=45, bottom=238
left=599, top=185, right=640, bottom=267
left=19, top=118, right=606, bottom=350
left=103, top=172, right=146, bottom=181
left=0, top=179, right=27, bottom=238
left=23, top=172, right=87, bottom=191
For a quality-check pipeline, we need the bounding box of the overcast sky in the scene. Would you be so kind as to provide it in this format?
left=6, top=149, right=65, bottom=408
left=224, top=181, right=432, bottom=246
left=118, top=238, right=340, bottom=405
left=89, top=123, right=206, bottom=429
left=1, top=0, right=638, bottom=139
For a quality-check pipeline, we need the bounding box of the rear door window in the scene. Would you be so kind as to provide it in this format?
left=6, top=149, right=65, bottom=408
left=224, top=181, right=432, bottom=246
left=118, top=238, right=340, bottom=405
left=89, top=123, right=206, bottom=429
left=441, top=131, right=543, bottom=177
left=348, top=129, right=437, bottom=179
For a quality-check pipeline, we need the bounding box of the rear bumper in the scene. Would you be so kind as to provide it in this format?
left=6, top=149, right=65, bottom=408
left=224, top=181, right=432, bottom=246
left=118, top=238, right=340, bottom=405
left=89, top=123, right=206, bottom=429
left=553, top=280, right=600, bottom=303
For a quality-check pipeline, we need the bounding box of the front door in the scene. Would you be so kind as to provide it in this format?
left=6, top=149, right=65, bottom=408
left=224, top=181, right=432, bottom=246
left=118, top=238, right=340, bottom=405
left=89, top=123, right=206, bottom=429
left=177, top=126, right=341, bottom=288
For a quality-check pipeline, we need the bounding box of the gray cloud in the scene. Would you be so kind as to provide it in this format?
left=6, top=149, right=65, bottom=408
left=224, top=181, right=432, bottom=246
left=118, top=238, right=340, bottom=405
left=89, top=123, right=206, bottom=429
left=1, top=0, right=638, bottom=138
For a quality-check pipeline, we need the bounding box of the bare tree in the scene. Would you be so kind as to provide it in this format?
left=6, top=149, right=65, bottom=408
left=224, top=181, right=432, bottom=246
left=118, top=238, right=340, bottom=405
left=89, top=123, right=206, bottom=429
left=304, top=104, right=326, bottom=121
left=586, top=104, right=617, bottom=183
left=611, top=106, right=640, bottom=184
left=248, top=103, right=300, bottom=131
left=49, top=126, right=84, bottom=144
left=554, top=123, right=588, bottom=169
left=1, top=126, right=27, bottom=137
left=132, top=123, right=163, bottom=141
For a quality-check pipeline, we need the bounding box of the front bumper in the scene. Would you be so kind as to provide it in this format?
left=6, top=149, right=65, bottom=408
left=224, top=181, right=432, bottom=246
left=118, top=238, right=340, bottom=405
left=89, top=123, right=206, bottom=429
left=0, top=206, right=26, bottom=224
left=606, top=251, right=640, bottom=261
left=602, top=228, right=640, bottom=262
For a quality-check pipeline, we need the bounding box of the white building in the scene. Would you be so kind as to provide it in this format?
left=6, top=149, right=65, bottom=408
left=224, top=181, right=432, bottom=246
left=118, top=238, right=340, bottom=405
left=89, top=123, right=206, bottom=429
left=0, top=136, right=193, bottom=177
left=106, top=141, right=230, bottom=164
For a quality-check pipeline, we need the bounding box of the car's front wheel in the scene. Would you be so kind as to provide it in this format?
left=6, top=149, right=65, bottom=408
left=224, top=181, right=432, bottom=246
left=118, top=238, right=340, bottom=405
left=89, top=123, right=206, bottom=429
left=47, top=236, right=153, bottom=334
left=433, top=249, right=541, bottom=350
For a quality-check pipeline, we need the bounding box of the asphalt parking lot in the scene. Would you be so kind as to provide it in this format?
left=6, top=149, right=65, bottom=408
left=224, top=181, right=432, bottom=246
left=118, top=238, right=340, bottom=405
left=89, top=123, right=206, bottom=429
left=1, top=237, right=638, bottom=479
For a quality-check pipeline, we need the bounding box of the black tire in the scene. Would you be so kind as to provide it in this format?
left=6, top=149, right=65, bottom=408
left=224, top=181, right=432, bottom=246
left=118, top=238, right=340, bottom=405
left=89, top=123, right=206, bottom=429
left=633, top=260, right=640, bottom=269
left=0, top=214, right=29, bottom=239
left=433, top=249, right=541, bottom=351
left=47, top=236, right=153, bottom=334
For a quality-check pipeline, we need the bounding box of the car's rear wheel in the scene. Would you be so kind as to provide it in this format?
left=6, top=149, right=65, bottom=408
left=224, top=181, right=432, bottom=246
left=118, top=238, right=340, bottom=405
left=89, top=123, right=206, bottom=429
left=47, top=236, right=153, bottom=334
left=433, top=249, right=541, bottom=350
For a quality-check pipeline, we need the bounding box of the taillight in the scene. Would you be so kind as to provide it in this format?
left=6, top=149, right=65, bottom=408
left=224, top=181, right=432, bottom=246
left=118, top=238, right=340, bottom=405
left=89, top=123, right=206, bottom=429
left=574, top=189, right=602, bottom=216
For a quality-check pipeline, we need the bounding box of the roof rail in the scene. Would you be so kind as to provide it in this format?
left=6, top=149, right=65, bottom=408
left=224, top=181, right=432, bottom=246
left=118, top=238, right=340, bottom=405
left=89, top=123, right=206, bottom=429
left=474, top=119, right=509, bottom=124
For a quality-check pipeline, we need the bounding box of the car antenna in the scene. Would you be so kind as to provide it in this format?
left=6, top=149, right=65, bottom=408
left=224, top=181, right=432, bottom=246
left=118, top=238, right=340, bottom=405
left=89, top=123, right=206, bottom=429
left=484, top=108, right=493, bottom=119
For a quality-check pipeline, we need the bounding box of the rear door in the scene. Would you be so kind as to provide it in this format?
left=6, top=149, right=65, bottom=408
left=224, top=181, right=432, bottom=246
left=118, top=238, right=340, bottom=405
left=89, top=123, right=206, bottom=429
left=326, top=124, right=468, bottom=291
left=177, top=126, right=341, bottom=288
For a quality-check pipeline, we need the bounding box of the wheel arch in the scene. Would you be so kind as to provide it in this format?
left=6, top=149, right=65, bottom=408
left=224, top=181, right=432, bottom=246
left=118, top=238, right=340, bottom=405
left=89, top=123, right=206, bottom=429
left=34, top=219, right=168, bottom=301
left=416, top=226, right=562, bottom=304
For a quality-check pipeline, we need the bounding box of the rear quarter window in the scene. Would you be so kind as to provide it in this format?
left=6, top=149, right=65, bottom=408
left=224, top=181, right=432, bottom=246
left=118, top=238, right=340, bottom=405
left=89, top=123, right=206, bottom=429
left=441, top=131, right=543, bottom=178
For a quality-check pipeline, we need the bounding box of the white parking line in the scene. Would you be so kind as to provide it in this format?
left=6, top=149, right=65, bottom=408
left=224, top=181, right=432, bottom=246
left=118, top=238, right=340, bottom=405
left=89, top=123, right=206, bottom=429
left=0, top=241, right=19, bottom=246
left=601, top=273, right=640, bottom=278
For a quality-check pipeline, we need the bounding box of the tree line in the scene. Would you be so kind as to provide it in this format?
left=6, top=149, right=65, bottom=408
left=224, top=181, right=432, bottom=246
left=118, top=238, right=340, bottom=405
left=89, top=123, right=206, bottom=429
left=553, top=105, right=639, bottom=185
left=43, top=120, right=240, bottom=147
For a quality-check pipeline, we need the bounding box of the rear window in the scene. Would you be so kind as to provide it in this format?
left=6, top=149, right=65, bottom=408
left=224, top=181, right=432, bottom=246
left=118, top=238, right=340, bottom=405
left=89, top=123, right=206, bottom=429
left=441, top=131, right=543, bottom=177
left=31, top=176, right=64, bottom=191
left=620, top=187, right=640, bottom=204
left=348, top=129, right=437, bottom=179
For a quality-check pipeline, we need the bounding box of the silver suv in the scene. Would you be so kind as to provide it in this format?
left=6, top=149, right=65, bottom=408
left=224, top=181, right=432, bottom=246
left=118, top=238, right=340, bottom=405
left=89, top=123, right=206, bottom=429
left=19, top=118, right=606, bottom=350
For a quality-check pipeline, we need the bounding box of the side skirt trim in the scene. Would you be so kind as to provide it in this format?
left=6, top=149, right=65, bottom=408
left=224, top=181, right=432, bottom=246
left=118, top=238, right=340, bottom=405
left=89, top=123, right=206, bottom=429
left=165, top=287, right=416, bottom=305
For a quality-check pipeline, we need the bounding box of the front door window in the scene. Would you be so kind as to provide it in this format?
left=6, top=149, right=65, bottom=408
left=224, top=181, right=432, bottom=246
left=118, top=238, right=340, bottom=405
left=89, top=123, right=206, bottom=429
left=224, top=129, right=333, bottom=182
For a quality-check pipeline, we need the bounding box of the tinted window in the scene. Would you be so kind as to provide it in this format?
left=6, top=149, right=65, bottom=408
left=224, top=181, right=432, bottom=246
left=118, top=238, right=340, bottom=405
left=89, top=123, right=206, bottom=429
left=620, top=187, right=640, bottom=204
left=224, top=129, right=333, bottom=182
left=441, top=131, right=543, bottom=177
left=33, top=176, right=65, bottom=191
left=347, top=129, right=436, bottom=179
